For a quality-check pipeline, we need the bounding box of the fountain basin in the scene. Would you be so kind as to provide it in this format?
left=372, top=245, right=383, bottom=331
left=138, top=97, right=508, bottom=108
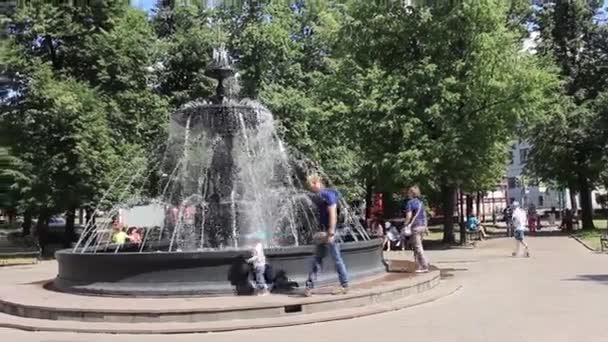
left=53, top=239, right=385, bottom=297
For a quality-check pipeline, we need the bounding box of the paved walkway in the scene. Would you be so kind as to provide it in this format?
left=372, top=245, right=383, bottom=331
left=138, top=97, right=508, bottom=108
left=1, top=235, right=607, bottom=342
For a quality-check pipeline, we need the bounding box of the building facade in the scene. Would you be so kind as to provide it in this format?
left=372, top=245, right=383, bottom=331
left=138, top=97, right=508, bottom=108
left=506, top=140, right=605, bottom=212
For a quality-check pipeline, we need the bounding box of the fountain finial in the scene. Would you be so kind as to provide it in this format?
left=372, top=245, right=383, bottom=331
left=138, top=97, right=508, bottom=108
left=205, top=45, right=235, bottom=103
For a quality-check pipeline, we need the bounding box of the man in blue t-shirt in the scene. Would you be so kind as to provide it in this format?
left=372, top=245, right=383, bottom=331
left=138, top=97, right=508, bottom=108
left=304, top=174, right=349, bottom=297
left=404, top=197, right=427, bottom=230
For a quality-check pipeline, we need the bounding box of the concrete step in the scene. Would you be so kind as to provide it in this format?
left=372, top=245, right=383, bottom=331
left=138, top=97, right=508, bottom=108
left=0, top=269, right=439, bottom=323
left=0, top=280, right=460, bottom=334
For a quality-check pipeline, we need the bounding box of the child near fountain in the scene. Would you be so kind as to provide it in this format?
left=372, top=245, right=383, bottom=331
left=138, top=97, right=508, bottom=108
left=247, top=232, right=269, bottom=296
left=111, top=222, right=127, bottom=245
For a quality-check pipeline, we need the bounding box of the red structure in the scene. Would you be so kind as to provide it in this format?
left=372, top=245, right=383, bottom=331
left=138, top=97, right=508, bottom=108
left=371, top=193, right=384, bottom=217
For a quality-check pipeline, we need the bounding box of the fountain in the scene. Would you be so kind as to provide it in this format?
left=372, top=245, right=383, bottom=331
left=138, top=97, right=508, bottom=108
left=53, top=47, right=385, bottom=296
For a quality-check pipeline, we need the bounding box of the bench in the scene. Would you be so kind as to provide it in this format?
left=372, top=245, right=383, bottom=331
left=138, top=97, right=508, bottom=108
left=601, top=233, right=608, bottom=252
left=466, top=230, right=482, bottom=243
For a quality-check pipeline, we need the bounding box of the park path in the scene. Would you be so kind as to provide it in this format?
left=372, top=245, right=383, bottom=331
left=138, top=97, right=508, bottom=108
left=1, top=235, right=607, bottom=342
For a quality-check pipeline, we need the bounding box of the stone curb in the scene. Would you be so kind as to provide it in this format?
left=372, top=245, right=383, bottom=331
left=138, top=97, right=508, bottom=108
left=0, top=270, right=439, bottom=322
left=0, top=281, right=461, bottom=334
left=570, top=235, right=597, bottom=252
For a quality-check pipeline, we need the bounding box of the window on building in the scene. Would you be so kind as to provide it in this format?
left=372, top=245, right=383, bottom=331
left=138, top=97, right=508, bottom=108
left=520, top=148, right=529, bottom=164
left=508, top=177, right=517, bottom=189
left=508, top=151, right=514, bottom=165
left=538, top=196, right=544, bottom=207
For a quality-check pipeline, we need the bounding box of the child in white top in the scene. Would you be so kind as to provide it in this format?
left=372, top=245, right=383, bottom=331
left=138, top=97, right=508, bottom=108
left=511, top=201, right=530, bottom=257
left=247, top=236, right=269, bottom=295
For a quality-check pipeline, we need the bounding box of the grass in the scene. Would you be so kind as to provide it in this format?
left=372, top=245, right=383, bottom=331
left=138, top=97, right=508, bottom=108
left=425, top=225, right=463, bottom=244
left=572, top=219, right=608, bottom=251
left=0, top=223, right=20, bottom=231
left=0, top=257, right=38, bottom=266
left=593, top=219, right=608, bottom=229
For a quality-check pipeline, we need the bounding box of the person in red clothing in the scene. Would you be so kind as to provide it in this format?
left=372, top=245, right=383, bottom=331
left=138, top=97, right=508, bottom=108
left=527, top=205, right=537, bottom=234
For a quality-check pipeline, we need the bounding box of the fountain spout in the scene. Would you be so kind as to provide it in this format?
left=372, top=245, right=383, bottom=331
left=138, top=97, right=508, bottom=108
left=205, top=46, right=235, bottom=104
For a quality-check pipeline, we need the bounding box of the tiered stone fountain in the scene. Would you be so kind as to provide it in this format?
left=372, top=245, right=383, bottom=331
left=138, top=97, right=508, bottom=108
left=53, top=48, right=384, bottom=296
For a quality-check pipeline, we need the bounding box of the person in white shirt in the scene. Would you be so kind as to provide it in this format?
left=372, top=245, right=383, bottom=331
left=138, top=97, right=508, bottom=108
left=247, top=234, right=269, bottom=295
left=383, top=221, right=403, bottom=251
left=511, top=201, right=530, bottom=257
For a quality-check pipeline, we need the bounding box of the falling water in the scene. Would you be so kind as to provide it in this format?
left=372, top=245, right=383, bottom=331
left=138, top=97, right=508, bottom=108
left=72, top=47, right=371, bottom=254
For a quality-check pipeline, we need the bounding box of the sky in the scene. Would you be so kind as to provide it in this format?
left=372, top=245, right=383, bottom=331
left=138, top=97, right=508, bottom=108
left=131, top=0, right=156, bottom=12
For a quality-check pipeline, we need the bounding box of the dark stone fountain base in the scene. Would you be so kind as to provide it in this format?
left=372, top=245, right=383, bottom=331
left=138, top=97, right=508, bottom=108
left=53, top=239, right=385, bottom=297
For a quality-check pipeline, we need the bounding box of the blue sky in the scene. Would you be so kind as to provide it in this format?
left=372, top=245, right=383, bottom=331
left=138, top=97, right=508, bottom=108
left=131, top=0, right=157, bottom=12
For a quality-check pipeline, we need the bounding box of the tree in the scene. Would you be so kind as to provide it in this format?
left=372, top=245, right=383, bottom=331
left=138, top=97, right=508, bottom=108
left=227, top=1, right=303, bottom=99
left=152, top=3, right=216, bottom=107
left=1, top=64, right=116, bottom=246
left=527, top=0, right=608, bottom=229
left=1, top=1, right=170, bottom=245
left=332, top=0, right=558, bottom=242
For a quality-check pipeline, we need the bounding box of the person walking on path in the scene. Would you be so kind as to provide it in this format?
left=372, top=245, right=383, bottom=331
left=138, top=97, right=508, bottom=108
left=304, top=174, right=349, bottom=297
left=512, top=201, right=530, bottom=257
left=504, top=204, right=514, bottom=237
left=403, top=186, right=429, bottom=273
left=528, top=204, right=538, bottom=234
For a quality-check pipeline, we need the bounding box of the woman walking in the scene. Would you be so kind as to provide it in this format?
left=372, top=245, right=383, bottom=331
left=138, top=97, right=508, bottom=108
left=404, top=186, right=429, bottom=273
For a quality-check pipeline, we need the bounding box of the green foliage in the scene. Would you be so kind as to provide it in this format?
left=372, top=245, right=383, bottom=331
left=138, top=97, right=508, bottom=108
left=2, top=65, right=115, bottom=211
left=1, top=1, right=169, bottom=218
left=152, top=5, right=216, bottom=107
left=228, top=2, right=302, bottom=99
left=0, top=0, right=576, bottom=236
left=527, top=0, right=608, bottom=229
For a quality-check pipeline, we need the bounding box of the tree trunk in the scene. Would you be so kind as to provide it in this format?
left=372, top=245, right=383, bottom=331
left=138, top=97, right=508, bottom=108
left=460, top=190, right=466, bottom=245
left=36, top=211, right=50, bottom=256
left=383, top=191, right=393, bottom=218
left=85, top=207, right=94, bottom=226
left=22, top=210, right=32, bottom=236
left=7, top=209, right=16, bottom=224
left=466, top=194, right=474, bottom=217
left=476, top=192, right=482, bottom=221
left=83, top=207, right=97, bottom=248
left=568, top=183, right=578, bottom=213
left=64, top=206, right=76, bottom=248
left=364, top=181, right=373, bottom=221
left=577, top=175, right=595, bottom=230
left=441, top=184, right=456, bottom=244
left=78, top=209, right=84, bottom=225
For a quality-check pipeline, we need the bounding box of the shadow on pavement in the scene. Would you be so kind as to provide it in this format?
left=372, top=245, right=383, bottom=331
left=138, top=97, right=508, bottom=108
left=439, top=267, right=468, bottom=279
left=564, top=274, right=608, bottom=284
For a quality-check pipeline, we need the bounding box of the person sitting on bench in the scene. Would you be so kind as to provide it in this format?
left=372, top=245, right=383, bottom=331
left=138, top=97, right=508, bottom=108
left=466, top=214, right=487, bottom=240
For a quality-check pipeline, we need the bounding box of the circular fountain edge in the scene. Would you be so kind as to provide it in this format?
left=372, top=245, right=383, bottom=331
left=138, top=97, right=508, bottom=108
left=53, top=239, right=386, bottom=297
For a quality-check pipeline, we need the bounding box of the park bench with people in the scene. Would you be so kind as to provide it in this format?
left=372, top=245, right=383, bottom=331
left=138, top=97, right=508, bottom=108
left=466, top=229, right=483, bottom=243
